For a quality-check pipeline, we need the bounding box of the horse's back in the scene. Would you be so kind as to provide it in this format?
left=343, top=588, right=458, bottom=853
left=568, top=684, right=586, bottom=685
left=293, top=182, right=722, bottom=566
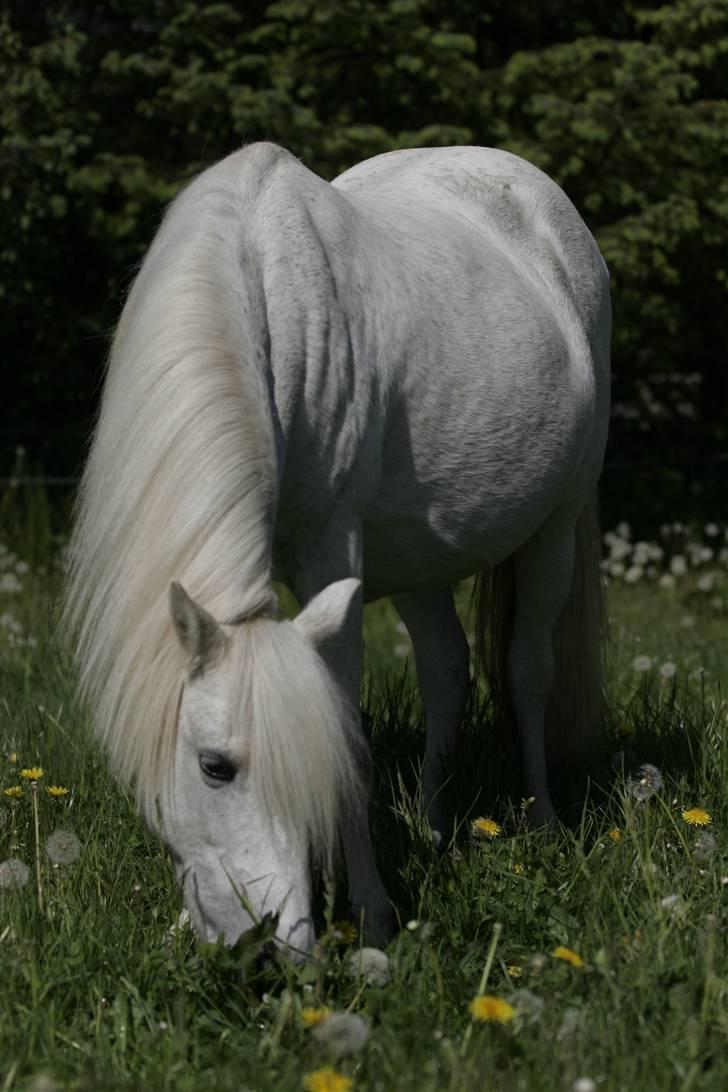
left=332, top=147, right=611, bottom=594
left=335, top=146, right=609, bottom=350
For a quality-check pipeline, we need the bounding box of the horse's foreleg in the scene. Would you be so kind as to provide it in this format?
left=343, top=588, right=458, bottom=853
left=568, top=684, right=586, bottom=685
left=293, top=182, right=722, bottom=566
left=295, top=521, right=395, bottom=945
left=508, top=519, right=576, bottom=828
left=393, top=588, right=469, bottom=842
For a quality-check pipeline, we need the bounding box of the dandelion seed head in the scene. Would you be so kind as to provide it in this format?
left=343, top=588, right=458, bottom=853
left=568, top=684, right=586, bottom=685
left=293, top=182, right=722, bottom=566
left=670, top=555, right=687, bottom=577
left=312, top=1011, right=369, bottom=1057
left=572, top=1079, right=597, bottom=1092
left=628, top=763, right=663, bottom=802
left=509, top=988, right=544, bottom=1024
left=632, top=654, right=652, bottom=673
left=347, top=947, right=391, bottom=987
left=694, top=832, right=717, bottom=861
left=0, top=573, right=22, bottom=594
left=45, top=829, right=81, bottom=864
left=659, top=661, right=677, bottom=680
left=660, top=894, right=682, bottom=912
left=0, top=858, right=30, bottom=888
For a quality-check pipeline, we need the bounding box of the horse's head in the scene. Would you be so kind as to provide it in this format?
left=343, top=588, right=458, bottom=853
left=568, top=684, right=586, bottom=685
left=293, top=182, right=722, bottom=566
left=161, top=579, right=362, bottom=959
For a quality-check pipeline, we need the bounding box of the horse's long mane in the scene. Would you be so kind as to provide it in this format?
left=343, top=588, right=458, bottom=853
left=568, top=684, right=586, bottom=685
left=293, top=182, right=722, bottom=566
left=65, top=148, right=289, bottom=824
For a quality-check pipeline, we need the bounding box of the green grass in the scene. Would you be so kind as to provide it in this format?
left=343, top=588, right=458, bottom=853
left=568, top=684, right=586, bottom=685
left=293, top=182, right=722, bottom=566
left=0, top=498, right=726, bottom=1092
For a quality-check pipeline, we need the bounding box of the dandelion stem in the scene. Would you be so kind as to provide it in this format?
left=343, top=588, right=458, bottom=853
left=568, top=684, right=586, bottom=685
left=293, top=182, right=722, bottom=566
left=476, top=921, right=502, bottom=996
left=460, top=921, right=502, bottom=1057
left=30, top=781, right=44, bottom=916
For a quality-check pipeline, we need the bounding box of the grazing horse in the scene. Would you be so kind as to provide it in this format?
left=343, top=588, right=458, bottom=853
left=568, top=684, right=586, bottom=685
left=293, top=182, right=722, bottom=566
left=66, top=142, right=610, bottom=955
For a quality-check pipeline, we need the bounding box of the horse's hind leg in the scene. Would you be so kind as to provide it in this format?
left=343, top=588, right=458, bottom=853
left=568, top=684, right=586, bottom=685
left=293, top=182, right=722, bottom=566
left=508, top=516, right=576, bottom=828
left=393, top=588, right=470, bottom=840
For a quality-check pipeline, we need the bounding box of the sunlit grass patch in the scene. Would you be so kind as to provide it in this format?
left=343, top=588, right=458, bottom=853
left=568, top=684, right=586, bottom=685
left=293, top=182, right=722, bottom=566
left=0, top=497, right=726, bottom=1090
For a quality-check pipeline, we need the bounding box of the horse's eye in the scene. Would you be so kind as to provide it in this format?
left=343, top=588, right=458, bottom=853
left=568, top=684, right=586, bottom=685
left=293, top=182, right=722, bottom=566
left=199, top=752, right=237, bottom=784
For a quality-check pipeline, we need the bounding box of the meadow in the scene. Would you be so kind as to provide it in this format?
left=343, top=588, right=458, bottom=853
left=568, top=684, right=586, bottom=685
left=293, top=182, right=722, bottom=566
left=0, top=484, right=726, bottom=1092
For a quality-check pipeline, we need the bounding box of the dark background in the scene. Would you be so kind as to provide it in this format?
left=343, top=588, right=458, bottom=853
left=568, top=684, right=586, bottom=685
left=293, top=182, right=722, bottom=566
left=2, top=0, right=727, bottom=528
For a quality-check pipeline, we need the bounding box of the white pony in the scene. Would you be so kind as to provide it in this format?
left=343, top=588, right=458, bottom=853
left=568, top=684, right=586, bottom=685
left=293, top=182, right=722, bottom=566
left=66, top=142, right=610, bottom=955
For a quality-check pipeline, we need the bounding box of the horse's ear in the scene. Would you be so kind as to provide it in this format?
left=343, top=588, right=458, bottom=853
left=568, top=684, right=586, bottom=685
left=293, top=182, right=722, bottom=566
left=294, top=578, right=361, bottom=649
left=169, top=582, right=228, bottom=675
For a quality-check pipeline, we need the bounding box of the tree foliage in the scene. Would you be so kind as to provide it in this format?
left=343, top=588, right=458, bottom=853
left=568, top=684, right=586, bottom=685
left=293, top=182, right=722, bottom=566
left=2, top=0, right=726, bottom=486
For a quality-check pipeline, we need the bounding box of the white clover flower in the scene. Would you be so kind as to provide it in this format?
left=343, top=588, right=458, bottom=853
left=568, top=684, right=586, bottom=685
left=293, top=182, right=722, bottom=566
left=15, top=561, right=29, bottom=576
left=616, top=521, right=631, bottom=539
left=658, top=573, right=675, bottom=590
left=624, top=565, right=643, bottom=584
left=312, top=1011, right=369, bottom=1057
left=632, top=654, right=652, bottom=673
left=0, top=573, right=22, bottom=594
left=705, top=523, right=719, bottom=537
left=697, top=573, right=715, bottom=593
left=347, top=947, right=391, bottom=987
left=0, top=858, right=30, bottom=888
left=609, top=561, right=626, bottom=577
left=648, top=543, right=664, bottom=562
left=670, top=555, right=687, bottom=576
left=659, top=661, right=676, bottom=680
left=0, top=551, right=16, bottom=570
left=46, top=829, right=81, bottom=865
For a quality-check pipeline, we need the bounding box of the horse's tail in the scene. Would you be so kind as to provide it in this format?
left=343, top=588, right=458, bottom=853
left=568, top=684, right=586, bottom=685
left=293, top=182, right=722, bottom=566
left=473, top=493, right=606, bottom=797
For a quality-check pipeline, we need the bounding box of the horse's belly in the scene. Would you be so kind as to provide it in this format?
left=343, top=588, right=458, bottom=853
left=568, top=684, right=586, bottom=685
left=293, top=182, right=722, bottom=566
left=362, top=372, right=593, bottom=600
left=362, top=484, right=546, bottom=600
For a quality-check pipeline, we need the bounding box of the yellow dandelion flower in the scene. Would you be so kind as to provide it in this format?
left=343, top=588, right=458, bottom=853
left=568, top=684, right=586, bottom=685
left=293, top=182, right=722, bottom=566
left=506, top=965, right=522, bottom=978
left=47, top=786, right=70, bottom=798
left=682, top=808, right=712, bottom=827
left=3, top=785, right=23, bottom=799
left=8, top=752, right=18, bottom=765
left=302, top=1006, right=331, bottom=1028
left=608, top=827, right=622, bottom=842
left=472, top=817, right=501, bottom=838
left=19, top=767, right=44, bottom=781
left=329, top=920, right=357, bottom=944
left=513, top=862, right=524, bottom=874
left=470, top=994, right=515, bottom=1024
left=552, top=946, right=585, bottom=968
left=303, top=1067, right=352, bottom=1092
